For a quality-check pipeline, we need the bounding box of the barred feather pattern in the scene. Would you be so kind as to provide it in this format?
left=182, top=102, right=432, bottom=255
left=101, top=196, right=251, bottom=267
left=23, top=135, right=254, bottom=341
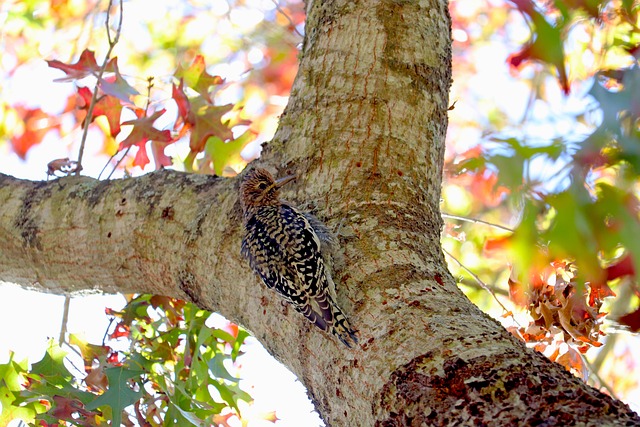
left=240, top=168, right=358, bottom=348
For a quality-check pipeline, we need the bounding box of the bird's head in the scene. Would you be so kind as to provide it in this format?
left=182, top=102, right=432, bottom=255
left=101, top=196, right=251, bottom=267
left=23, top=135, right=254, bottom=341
left=240, top=168, right=295, bottom=212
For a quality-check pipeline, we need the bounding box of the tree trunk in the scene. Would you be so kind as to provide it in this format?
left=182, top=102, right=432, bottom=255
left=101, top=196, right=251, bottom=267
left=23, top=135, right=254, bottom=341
left=1, top=0, right=638, bottom=425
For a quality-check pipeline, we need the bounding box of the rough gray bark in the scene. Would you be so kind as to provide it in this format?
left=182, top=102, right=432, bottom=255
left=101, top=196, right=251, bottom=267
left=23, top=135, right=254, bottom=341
left=1, top=0, right=639, bottom=426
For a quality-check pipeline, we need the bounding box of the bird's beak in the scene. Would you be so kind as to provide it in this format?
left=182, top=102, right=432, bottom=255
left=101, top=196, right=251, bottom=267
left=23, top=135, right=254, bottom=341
left=275, top=174, right=296, bottom=188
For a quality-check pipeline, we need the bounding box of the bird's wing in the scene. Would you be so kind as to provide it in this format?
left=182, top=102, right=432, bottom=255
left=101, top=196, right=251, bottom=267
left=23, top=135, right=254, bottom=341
left=241, top=208, right=334, bottom=331
left=241, top=215, right=291, bottom=297
left=279, top=205, right=335, bottom=324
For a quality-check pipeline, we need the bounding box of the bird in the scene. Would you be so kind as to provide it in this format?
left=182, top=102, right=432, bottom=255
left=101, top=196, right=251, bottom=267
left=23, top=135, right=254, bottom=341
left=239, top=167, right=358, bottom=348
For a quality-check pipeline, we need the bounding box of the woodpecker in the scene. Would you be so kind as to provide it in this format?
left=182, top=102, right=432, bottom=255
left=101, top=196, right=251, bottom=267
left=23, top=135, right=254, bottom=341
left=239, top=167, right=358, bottom=348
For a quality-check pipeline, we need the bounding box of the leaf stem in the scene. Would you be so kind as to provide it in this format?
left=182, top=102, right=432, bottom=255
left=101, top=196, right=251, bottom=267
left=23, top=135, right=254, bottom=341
left=443, top=247, right=519, bottom=326
left=442, top=213, right=514, bottom=233
left=75, top=0, right=124, bottom=175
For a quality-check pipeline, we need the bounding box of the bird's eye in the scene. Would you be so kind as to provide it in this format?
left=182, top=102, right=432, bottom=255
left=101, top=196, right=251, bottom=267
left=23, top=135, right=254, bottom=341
left=258, top=182, right=268, bottom=190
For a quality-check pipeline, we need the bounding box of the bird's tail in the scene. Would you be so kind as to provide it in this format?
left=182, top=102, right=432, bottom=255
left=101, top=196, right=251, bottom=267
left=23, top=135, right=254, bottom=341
left=298, top=292, right=358, bottom=348
left=329, top=302, right=359, bottom=348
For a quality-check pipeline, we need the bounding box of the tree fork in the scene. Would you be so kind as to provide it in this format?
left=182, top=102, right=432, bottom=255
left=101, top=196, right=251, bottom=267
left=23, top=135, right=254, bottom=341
left=1, top=0, right=639, bottom=426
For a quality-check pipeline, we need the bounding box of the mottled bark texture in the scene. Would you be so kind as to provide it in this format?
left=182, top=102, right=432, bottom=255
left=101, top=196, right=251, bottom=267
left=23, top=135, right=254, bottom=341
left=1, top=0, right=639, bottom=426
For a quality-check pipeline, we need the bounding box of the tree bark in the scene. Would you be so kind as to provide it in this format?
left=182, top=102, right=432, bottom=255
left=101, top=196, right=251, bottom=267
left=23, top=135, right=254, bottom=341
left=1, top=0, right=639, bottom=426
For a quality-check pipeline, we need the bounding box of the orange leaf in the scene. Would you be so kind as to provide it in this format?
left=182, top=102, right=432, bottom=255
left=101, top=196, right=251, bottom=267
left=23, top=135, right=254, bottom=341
left=120, top=110, right=173, bottom=168
left=78, top=87, right=123, bottom=137
left=588, top=281, right=616, bottom=306
left=10, top=107, right=60, bottom=158
left=556, top=348, right=587, bottom=380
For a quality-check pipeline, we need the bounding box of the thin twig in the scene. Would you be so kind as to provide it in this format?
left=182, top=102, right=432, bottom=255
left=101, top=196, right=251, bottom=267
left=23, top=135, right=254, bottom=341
left=443, top=247, right=519, bottom=325
left=105, top=0, right=124, bottom=46
left=59, top=296, right=71, bottom=346
left=102, top=316, right=117, bottom=346
left=75, top=0, right=124, bottom=175
left=458, top=277, right=509, bottom=296
left=582, top=352, right=619, bottom=399
left=62, top=345, right=87, bottom=377
left=442, top=213, right=514, bottom=233
left=98, top=151, right=119, bottom=180
left=106, top=146, right=132, bottom=180
left=64, top=341, right=83, bottom=359
left=271, top=0, right=304, bottom=38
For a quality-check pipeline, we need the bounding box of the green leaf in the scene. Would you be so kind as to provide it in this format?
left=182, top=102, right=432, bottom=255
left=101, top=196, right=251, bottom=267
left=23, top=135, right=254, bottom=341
left=85, top=366, right=144, bottom=426
left=0, top=355, right=37, bottom=425
left=543, top=189, right=602, bottom=282
left=167, top=401, right=205, bottom=426
left=204, top=130, right=255, bottom=176
left=0, top=384, right=37, bottom=425
left=216, top=379, right=252, bottom=410
left=175, top=55, right=224, bottom=100
left=232, top=330, right=250, bottom=361
left=0, top=353, right=28, bottom=390
left=207, top=354, right=237, bottom=382
left=30, top=341, right=73, bottom=386
left=209, top=328, right=236, bottom=344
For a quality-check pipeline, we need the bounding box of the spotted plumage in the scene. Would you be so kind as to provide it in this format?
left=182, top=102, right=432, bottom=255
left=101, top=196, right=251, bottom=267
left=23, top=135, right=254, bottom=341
left=240, top=167, right=358, bottom=347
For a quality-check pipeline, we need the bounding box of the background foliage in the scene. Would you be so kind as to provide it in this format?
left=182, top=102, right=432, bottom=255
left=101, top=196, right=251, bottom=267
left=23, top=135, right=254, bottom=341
left=0, top=0, right=639, bottom=424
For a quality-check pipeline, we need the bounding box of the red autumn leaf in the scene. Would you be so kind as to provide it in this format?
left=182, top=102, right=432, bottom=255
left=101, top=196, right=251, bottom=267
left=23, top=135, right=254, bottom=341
left=77, top=87, right=124, bottom=137
left=508, top=0, right=570, bottom=94
left=50, top=395, right=99, bottom=421
left=188, top=104, right=234, bottom=153
left=110, top=323, right=130, bottom=339
left=120, top=110, right=172, bottom=149
left=107, top=351, right=120, bottom=364
left=619, top=307, right=640, bottom=332
left=133, top=143, right=151, bottom=167
left=95, top=95, right=124, bottom=137
left=150, top=141, right=172, bottom=169
left=149, top=295, right=172, bottom=310
left=11, top=107, right=60, bottom=159
left=605, top=254, right=636, bottom=281
left=172, top=79, right=190, bottom=122
left=588, top=281, right=616, bottom=306
left=120, top=110, right=173, bottom=168
left=47, top=49, right=114, bottom=82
